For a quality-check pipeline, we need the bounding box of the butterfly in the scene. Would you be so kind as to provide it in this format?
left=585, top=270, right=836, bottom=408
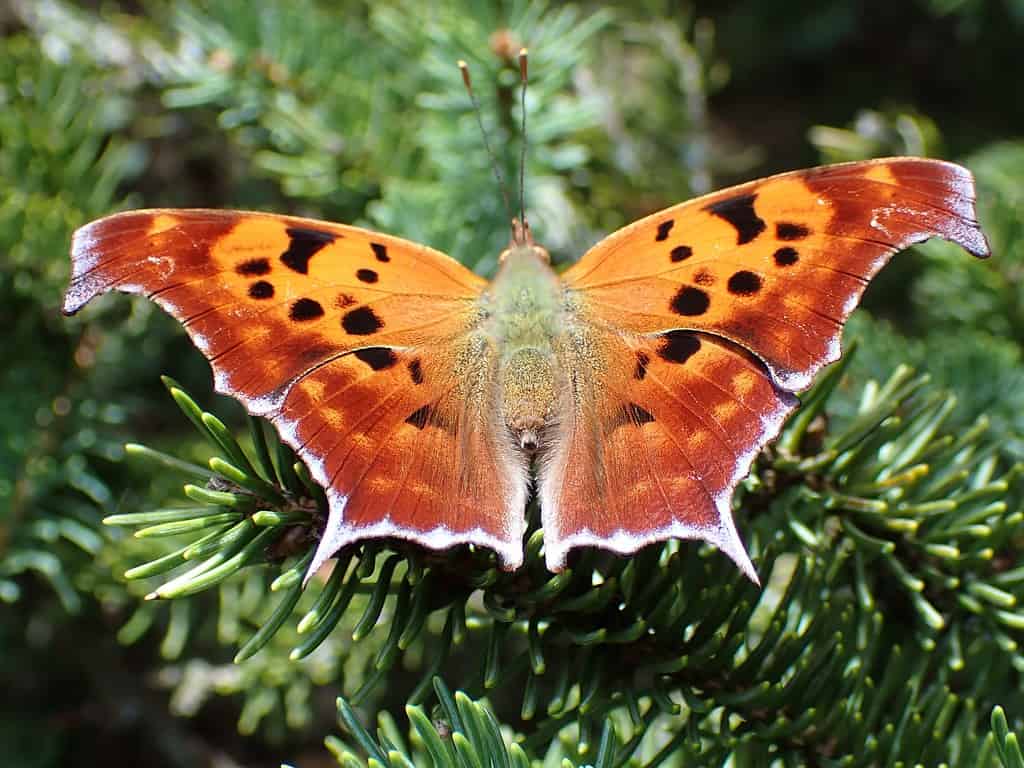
left=64, top=157, right=989, bottom=583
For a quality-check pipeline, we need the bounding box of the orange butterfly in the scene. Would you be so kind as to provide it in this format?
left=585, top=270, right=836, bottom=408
left=64, top=157, right=989, bottom=582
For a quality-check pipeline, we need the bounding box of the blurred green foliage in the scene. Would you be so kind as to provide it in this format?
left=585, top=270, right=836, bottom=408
left=2, top=1, right=1022, bottom=766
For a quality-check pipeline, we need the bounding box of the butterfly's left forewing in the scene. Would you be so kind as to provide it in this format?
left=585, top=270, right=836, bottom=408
left=66, top=210, right=529, bottom=572
left=544, top=158, right=989, bottom=576
left=561, top=158, right=989, bottom=389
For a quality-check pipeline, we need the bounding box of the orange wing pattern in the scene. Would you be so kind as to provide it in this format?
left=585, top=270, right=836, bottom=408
left=65, top=210, right=528, bottom=571
left=65, top=158, right=990, bottom=580
left=541, top=326, right=797, bottom=578
left=546, top=158, right=989, bottom=576
left=562, top=159, right=989, bottom=390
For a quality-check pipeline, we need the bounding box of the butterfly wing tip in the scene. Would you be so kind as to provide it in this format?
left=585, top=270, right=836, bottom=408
left=961, top=226, right=992, bottom=260
left=541, top=542, right=568, bottom=573
left=62, top=281, right=96, bottom=316
left=739, top=559, right=761, bottom=586
left=943, top=161, right=991, bottom=259
left=968, top=239, right=991, bottom=260
left=713, top=514, right=760, bottom=585
left=64, top=221, right=112, bottom=315
left=723, top=544, right=760, bottom=586
left=939, top=216, right=991, bottom=261
left=497, top=551, right=526, bottom=571
left=300, top=563, right=321, bottom=588
left=304, top=535, right=341, bottom=587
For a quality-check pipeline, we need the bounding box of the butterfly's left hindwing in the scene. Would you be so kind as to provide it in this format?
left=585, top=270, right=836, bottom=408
left=540, top=325, right=797, bottom=578
left=65, top=210, right=529, bottom=571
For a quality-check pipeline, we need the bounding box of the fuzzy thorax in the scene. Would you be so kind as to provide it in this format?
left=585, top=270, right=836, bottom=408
left=485, top=239, right=564, bottom=453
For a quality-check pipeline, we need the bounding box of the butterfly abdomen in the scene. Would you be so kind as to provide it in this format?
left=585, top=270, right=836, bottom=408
left=485, top=245, right=566, bottom=452
left=499, top=348, right=559, bottom=451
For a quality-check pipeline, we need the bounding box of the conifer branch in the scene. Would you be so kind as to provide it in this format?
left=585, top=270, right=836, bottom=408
left=102, top=347, right=1023, bottom=763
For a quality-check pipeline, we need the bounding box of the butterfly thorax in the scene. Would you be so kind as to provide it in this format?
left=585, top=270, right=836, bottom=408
left=484, top=242, right=564, bottom=452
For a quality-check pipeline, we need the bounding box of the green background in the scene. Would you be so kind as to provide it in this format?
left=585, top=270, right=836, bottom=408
left=2, top=1, right=1023, bottom=766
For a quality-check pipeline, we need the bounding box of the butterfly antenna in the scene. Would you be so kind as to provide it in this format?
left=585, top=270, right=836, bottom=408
left=458, top=60, right=515, bottom=230
left=518, top=48, right=528, bottom=231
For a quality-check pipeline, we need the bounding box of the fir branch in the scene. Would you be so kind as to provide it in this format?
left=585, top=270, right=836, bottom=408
left=102, top=352, right=1024, bottom=764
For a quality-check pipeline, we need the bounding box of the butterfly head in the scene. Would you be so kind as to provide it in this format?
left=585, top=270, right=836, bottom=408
left=502, top=217, right=550, bottom=265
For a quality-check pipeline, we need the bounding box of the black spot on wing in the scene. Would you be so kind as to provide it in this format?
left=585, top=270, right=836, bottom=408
left=408, top=358, right=424, bottom=385
left=776, top=222, right=811, bottom=240
left=356, top=268, right=379, bottom=284
left=336, top=293, right=356, bottom=308
left=655, top=220, right=674, bottom=242
left=670, top=245, right=692, bottom=262
left=341, top=306, right=384, bottom=335
left=658, top=331, right=701, bottom=364
left=634, top=351, right=650, bottom=381
left=670, top=286, right=710, bottom=316
left=280, top=227, right=336, bottom=274
left=705, top=193, right=765, bottom=245
left=371, top=242, right=390, bottom=262
left=625, top=403, right=656, bottom=425
left=290, top=298, right=324, bottom=321
left=248, top=280, right=274, bottom=299
left=353, top=347, right=398, bottom=371
left=405, top=404, right=441, bottom=430
left=774, top=247, right=799, bottom=267
left=727, top=270, right=762, bottom=296
left=237, top=258, right=271, bottom=276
